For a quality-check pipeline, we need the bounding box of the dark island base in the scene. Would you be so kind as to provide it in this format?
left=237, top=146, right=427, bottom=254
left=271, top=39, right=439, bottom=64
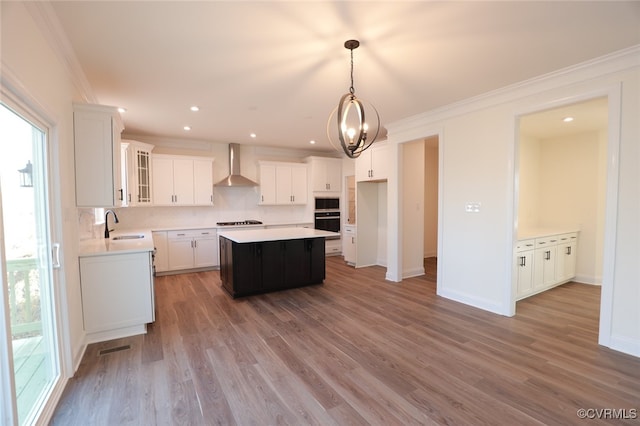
left=219, top=236, right=326, bottom=298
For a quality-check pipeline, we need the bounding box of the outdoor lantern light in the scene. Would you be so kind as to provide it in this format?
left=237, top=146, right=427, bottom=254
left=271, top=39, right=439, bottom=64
left=18, top=160, right=33, bottom=187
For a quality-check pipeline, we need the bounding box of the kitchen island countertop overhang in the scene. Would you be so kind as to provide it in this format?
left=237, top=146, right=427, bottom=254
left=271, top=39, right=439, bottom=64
left=217, top=227, right=339, bottom=243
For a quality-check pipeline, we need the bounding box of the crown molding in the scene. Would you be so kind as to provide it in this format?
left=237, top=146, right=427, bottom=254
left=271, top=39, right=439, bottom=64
left=387, top=44, right=640, bottom=141
left=24, top=1, right=96, bottom=104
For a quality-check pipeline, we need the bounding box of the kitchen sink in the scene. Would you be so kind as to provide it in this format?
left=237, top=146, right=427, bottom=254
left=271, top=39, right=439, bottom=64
left=112, top=234, right=145, bottom=240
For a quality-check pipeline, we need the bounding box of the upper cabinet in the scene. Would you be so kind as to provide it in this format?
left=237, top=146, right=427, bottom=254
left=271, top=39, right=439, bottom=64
left=73, top=103, right=123, bottom=207
left=152, top=154, right=214, bottom=206
left=259, top=161, right=308, bottom=205
left=306, top=156, right=342, bottom=192
left=121, top=140, right=154, bottom=207
left=355, top=143, right=389, bottom=182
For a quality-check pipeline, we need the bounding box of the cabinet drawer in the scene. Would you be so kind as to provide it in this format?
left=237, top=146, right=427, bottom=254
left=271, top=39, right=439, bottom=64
left=516, top=239, right=535, bottom=252
left=534, top=236, right=559, bottom=248
left=168, top=229, right=216, bottom=239
left=557, top=232, right=578, bottom=243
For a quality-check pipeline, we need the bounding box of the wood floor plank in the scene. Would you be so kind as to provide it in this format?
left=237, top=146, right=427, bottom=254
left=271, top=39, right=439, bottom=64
left=51, top=257, right=640, bottom=425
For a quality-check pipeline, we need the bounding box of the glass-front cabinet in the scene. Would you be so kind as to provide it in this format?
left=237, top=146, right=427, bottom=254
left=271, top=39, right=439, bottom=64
left=121, top=140, right=154, bottom=206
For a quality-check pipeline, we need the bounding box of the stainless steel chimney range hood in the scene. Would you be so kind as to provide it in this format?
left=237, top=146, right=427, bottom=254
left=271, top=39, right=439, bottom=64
left=215, top=143, right=258, bottom=187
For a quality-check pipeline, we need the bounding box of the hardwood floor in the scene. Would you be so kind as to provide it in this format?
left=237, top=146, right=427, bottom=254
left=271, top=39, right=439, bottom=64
left=51, top=257, right=640, bottom=425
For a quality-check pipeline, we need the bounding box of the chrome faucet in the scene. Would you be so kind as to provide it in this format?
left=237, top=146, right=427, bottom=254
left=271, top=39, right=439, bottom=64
left=104, top=209, right=119, bottom=239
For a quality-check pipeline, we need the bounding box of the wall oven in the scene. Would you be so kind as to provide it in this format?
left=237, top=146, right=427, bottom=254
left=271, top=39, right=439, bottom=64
left=314, top=197, right=340, bottom=238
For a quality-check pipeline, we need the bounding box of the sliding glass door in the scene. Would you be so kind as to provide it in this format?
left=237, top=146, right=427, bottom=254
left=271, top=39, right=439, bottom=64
left=0, top=102, right=61, bottom=425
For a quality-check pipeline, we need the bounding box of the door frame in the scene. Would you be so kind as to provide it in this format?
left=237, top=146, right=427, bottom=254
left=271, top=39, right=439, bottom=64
left=1, top=71, right=71, bottom=425
left=510, top=84, right=621, bottom=349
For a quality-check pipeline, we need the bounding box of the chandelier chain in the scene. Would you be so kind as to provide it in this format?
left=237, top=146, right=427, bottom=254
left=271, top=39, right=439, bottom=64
left=349, top=48, right=355, bottom=95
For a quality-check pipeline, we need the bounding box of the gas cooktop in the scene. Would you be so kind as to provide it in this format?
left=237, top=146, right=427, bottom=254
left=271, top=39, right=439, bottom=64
left=216, top=220, right=263, bottom=226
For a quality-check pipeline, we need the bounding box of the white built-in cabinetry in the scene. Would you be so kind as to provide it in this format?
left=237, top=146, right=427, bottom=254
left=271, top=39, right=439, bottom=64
left=153, top=229, right=218, bottom=273
left=515, top=231, right=578, bottom=300
left=355, top=143, right=389, bottom=182
left=167, top=229, right=218, bottom=270
left=79, top=251, right=154, bottom=336
left=121, top=140, right=154, bottom=206
left=152, top=231, right=169, bottom=273
left=258, top=161, right=308, bottom=205
left=343, top=225, right=356, bottom=265
left=306, top=156, right=342, bottom=192
left=152, top=154, right=214, bottom=206
left=73, top=103, right=123, bottom=207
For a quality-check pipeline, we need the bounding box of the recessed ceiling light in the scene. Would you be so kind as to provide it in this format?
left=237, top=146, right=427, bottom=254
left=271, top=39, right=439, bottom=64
left=563, top=116, right=574, bottom=122
left=183, top=126, right=191, bottom=131
left=250, top=133, right=257, bottom=138
left=309, top=140, right=316, bottom=145
left=117, top=107, right=127, bottom=113
left=190, top=106, right=199, bottom=112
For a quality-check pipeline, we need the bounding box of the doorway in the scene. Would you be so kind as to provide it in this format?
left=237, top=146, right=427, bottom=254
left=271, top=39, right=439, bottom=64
left=514, top=97, right=608, bottom=309
left=0, top=102, right=62, bottom=425
left=399, top=136, right=439, bottom=280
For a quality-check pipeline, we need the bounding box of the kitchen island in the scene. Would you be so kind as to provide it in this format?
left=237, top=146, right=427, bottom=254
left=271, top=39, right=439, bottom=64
left=218, top=227, right=339, bottom=298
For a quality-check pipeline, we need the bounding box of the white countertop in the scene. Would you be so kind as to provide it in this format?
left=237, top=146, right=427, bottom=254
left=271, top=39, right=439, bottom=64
left=518, top=228, right=580, bottom=240
left=218, top=227, right=339, bottom=243
left=79, top=229, right=155, bottom=257
left=149, top=221, right=313, bottom=232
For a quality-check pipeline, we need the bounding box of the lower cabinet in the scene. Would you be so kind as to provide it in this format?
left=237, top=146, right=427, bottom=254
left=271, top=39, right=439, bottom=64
left=343, top=225, right=356, bottom=265
left=515, top=232, right=578, bottom=300
left=167, top=229, right=218, bottom=270
left=79, top=251, right=154, bottom=337
left=219, top=236, right=325, bottom=298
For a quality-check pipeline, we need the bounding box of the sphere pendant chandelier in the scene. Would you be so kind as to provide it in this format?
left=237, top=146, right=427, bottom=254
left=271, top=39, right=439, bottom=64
left=327, top=40, right=380, bottom=159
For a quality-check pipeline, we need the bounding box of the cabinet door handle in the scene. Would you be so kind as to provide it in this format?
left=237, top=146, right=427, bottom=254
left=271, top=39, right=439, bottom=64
left=545, top=250, right=551, bottom=260
left=261, top=195, right=264, bottom=202
left=194, top=240, right=197, bottom=248
left=210, top=195, right=213, bottom=203
left=566, top=246, right=571, bottom=255
left=519, top=256, right=526, bottom=267
left=351, top=237, right=355, bottom=244
left=118, top=189, right=124, bottom=201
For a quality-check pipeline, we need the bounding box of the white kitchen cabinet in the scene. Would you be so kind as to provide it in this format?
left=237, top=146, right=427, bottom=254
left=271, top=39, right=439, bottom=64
left=79, top=251, right=154, bottom=334
left=152, top=231, right=169, bottom=273
left=343, top=225, right=356, bottom=265
left=193, top=159, right=214, bottom=205
left=533, top=235, right=559, bottom=292
left=122, top=139, right=154, bottom=206
left=167, top=229, right=218, bottom=271
left=259, top=161, right=308, bottom=205
left=306, top=156, right=342, bottom=192
left=355, top=143, right=389, bottom=182
left=515, top=231, right=578, bottom=300
left=555, top=233, right=578, bottom=282
left=152, top=155, right=214, bottom=206
left=73, top=103, right=124, bottom=207
left=515, top=239, right=535, bottom=299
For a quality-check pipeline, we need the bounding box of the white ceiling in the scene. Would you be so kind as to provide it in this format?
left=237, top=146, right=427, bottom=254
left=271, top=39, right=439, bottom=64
left=50, top=1, right=640, bottom=152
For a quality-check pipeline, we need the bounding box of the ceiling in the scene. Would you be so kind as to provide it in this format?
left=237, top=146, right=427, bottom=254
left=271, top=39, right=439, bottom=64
left=50, top=1, right=640, bottom=153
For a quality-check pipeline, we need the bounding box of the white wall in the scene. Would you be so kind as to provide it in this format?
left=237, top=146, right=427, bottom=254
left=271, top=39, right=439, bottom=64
left=387, top=47, right=640, bottom=357
left=519, top=130, right=607, bottom=283
left=1, top=2, right=84, bottom=373
left=517, top=134, right=541, bottom=229
left=402, top=141, right=425, bottom=277
left=424, top=142, right=439, bottom=257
